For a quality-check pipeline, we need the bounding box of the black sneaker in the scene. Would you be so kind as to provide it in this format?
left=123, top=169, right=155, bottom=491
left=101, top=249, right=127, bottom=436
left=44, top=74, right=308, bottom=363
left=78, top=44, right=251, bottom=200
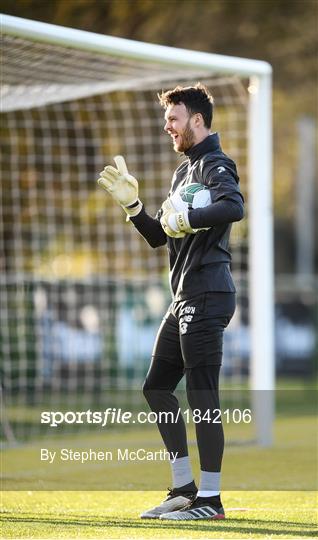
left=140, top=485, right=197, bottom=519
left=159, top=496, right=225, bottom=520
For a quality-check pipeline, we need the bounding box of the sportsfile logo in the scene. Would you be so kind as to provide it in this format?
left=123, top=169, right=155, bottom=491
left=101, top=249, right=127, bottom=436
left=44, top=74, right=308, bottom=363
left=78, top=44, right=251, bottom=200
left=179, top=305, right=196, bottom=335
left=40, top=407, right=252, bottom=427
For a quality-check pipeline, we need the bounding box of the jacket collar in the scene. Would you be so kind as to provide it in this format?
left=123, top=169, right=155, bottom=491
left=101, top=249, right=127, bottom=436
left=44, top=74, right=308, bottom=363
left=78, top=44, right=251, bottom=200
left=185, top=133, right=221, bottom=164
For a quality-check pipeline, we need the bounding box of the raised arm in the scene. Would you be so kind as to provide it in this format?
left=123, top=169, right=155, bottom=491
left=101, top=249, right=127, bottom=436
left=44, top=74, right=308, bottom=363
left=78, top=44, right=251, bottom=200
left=97, top=155, right=167, bottom=248
left=130, top=206, right=167, bottom=248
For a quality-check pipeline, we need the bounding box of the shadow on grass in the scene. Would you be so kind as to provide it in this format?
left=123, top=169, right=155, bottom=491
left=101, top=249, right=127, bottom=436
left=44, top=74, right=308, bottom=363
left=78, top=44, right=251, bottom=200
left=1, top=513, right=317, bottom=538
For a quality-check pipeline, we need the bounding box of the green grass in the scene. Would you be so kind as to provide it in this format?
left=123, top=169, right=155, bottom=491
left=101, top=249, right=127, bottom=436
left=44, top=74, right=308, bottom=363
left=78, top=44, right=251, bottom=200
left=2, top=413, right=317, bottom=491
left=2, top=382, right=317, bottom=538
left=1, top=490, right=317, bottom=539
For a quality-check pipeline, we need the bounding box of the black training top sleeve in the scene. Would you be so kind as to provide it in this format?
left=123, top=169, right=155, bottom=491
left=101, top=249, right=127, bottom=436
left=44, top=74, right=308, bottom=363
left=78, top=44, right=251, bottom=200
left=188, top=198, right=243, bottom=228
left=188, top=161, right=244, bottom=228
left=130, top=205, right=167, bottom=248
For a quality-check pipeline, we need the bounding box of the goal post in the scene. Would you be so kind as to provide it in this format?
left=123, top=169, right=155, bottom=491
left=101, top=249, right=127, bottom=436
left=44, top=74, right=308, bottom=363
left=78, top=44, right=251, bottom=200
left=1, top=15, right=274, bottom=445
left=2, top=14, right=272, bottom=75
left=248, top=74, right=274, bottom=445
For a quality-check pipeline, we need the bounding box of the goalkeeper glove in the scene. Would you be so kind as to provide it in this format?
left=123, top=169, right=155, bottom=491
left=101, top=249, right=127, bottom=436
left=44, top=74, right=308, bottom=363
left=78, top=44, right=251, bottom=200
left=160, top=199, right=187, bottom=238
left=97, top=155, right=142, bottom=220
left=160, top=198, right=209, bottom=237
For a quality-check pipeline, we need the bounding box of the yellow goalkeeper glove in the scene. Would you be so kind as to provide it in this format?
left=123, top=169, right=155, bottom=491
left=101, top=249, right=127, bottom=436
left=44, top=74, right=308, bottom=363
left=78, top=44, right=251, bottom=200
left=160, top=198, right=209, bottom=237
left=160, top=199, right=187, bottom=238
left=97, top=156, right=142, bottom=219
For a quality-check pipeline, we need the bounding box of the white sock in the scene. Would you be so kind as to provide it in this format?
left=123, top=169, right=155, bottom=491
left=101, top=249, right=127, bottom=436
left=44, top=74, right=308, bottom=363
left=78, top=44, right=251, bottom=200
left=197, top=490, right=220, bottom=497
left=198, top=470, right=220, bottom=498
left=170, top=456, right=194, bottom=488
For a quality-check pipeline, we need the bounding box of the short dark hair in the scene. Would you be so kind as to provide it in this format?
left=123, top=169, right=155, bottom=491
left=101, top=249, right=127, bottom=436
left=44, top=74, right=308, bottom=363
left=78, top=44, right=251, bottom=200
left=158, top=82, right=214, bottom=128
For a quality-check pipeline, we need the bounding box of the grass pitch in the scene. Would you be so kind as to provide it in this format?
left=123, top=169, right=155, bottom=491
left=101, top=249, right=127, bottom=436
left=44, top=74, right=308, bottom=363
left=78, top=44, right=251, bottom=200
left=1, top=490, right=317, bottom=539
left=2, top=382, right=317, bottom=537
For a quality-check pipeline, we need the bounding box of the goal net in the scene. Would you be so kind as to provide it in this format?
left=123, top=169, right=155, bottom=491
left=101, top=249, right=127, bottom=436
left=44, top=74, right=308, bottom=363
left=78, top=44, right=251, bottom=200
left=1, top=16, right=273, bottom=444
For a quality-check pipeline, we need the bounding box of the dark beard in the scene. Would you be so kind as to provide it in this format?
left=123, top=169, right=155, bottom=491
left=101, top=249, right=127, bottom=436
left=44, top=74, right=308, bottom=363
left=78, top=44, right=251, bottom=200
left=175, top=120, right=195, bottom=153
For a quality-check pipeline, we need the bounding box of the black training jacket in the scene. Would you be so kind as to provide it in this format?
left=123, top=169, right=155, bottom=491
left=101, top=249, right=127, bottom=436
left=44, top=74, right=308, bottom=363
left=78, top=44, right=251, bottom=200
left=130, top=133, right=244, bottom=300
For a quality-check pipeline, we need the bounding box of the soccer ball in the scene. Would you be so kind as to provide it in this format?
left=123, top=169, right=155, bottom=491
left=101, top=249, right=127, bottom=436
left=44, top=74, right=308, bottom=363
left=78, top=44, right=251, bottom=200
left=170, top=182, right=211, bottom=212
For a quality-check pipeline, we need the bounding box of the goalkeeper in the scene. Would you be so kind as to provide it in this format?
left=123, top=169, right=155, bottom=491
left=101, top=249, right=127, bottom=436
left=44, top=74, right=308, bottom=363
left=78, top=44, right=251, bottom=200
left=98, top=83, right=244, bottom=521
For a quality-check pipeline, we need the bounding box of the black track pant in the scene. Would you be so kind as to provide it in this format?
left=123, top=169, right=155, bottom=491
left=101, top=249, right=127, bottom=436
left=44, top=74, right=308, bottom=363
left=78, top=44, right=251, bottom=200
left=143, top=292, right=235, bottom=472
